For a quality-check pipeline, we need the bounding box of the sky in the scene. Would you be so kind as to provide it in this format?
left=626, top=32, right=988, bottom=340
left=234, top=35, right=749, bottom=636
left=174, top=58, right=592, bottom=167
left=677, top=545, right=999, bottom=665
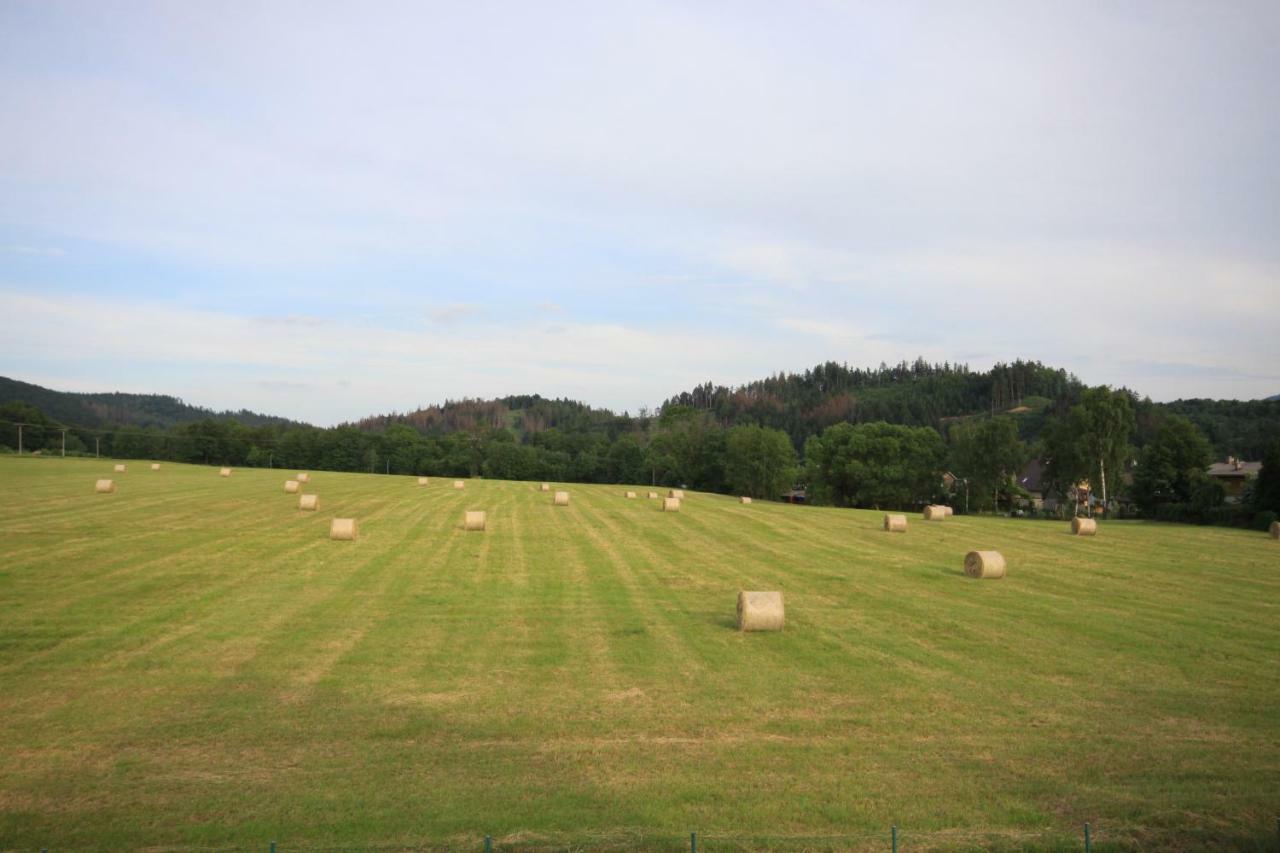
left=2, top=1, right=1278, bottom=426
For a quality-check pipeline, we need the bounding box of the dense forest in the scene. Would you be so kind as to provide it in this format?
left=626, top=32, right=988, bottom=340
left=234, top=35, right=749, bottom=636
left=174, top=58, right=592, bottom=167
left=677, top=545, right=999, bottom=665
left=0, top=376, right=298, bottom=430
left=3, top=361, right=1278, bottom=528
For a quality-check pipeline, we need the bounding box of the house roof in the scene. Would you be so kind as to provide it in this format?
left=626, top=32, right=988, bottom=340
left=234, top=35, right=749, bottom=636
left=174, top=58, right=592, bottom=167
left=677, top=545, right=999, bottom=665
left=1206, top=460, right=1262, bottom=479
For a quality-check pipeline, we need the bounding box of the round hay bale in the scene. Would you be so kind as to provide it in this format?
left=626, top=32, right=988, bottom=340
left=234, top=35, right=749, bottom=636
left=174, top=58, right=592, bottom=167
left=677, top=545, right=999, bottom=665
left=923, top=505, right=946, bottom=521
left=647, top=491, right=658, bottom=499
left=113, top=464, right=126, bottom=473
left=740, top=496, right=753, bottom=504
left=669, top=489, right=685, bottom=499
left=662, top=497, right=681, bottom=512
left=150, top=463, right=161, bottom=471
left=299, top=494, right=319, bottom=511
left=464, top=510, right=487, bottom=531
left=417, top=477, right=429, bottom=486
left=1071, top=517, right=1098, bottom=536
left=454, top=480, right=466, bottom=490
left=943, top=505, right=954, bottom=517
left=737, top=590, right=784, bottom=632
left=625, top=491, right=637, bottom=499
left=329, top=518, right=357, bottom=540
left=554, top=490, right=570, bottom=506
left=219, top=467, right=231, bottom=477
left=539, top=483, right=550, bottom=492
left=884, top=513, right=907, bottom=533
left=284, top=480, right=299, bottom=493
left=296, top=473, right=310, bottom=483
left=95, top=479, right=116, bottom=494
left=1270, top=520, right=1280, bottom=539
left=964, top=550, right=1006, bottom=579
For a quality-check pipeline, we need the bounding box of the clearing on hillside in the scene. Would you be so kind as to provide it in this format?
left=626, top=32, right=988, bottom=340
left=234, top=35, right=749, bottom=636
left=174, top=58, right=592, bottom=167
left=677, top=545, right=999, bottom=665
left=0, top=457, right=1277, bottom=850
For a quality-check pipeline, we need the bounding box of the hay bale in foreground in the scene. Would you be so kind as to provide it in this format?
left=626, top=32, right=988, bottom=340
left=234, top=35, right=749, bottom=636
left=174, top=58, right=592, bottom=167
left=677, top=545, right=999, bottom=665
left=737, top=591, right=784, bottom=632
left=625, top=491, right=637, bottom=499
left=454, top=480, right=466, bottom=490
left=329, top=518, right=357, bottom=540
left=554, top=490, right=570, bottom=506
left=740, top=496, right=753, bottom=504
left=1271, top=520, right=1280, bottom=539
left=464, top=510, right=487, bottom=531
left=648, top=491, right=658, bottom=499
left=95, top=479, right=116, bottom=494
left=417, top=477, right=429, bottom=486
left=964, top=550, right=1006, bottom=579
left=539, top=483, right=550, bottom=492
left=1071, top=517, right=1097, bottom=536
left=284, top=480, right=299, bottom=493
left=150, top=463, right=161, bottom=471
left=219, top=467, right=231, bottom=477
left=297, top=473, right=310, bottom=483
left=669, top=489, right=685, bottom=499
left=113, top=464, right=126, bottom=473
left=884, top=514, right=907, bottom=533
left=299, top=494, right=319, bottom=511
left=923, top=505, right=946, bottom=521
left=662, top=497, right=681, bottom=512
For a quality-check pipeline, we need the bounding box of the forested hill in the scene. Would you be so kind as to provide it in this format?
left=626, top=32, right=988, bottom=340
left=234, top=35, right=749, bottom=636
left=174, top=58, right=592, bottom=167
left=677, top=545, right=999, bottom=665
left=351, top=394, right=624, bottom=438
left=0, top=376, right=299, bottom=430
left=355, top=361, right=1079, bottom=444
left=663, top=359, right=1080, bottom=447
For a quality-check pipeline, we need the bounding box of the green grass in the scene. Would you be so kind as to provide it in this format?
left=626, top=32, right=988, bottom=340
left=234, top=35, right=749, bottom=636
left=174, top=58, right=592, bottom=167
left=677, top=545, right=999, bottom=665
left=1, top=457, right=1277, bottom=851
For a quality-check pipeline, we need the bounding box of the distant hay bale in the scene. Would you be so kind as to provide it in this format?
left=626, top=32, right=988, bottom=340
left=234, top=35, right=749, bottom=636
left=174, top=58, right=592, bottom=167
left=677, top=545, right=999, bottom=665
left=964, top=550, right=1006, bottom=579
left=740, top=496, right=753, bottom=504
left=219, top=468, right=231, bottom=477
left=737, top=591, right=784, bottom=632
left=625, top=491, right=637, bottom=499
left=417, top=477, right=429, bottom=486
left=95, top=479, right=116, bottom=494
left=539, top=483, right=550, bottom=492
left=923, top=505, right=947, bottom=521
left=554, top=490, right=570, bottom=506
left=284, top=480, right=299, bottom=493
left=150, top=463, right=160, bottom=471
left=884, top=514, right=907, bottom=533
left=662, top=497, right=681, bottom=512
left=464, top=510, right=487, bottom=531
left=647, top=491, right=658, bottom=499
left=943, top=506, right=954, bottom=517
left=669, top=489, right=685, bottom=499
left=113, top=464, right=126, bottom=473
left=454, top=480, right=466, bottom=490
left=1270, top=520, right=1279, bottom=539
left=296, top=473, right=310, bottom=483
left=299, top=494, right=319, bottom=511
left=1071, top=517, right=1098, bottom=536
left=329, top=518, right=357, bottom=540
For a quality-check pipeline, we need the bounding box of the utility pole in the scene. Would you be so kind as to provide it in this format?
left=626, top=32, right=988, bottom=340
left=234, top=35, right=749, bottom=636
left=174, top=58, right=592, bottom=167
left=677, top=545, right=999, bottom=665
left=61, top=428, right=67, bottom=457
left=16, top=424, right=22, bottom=455
left=95, top=437, right=100, bottom=458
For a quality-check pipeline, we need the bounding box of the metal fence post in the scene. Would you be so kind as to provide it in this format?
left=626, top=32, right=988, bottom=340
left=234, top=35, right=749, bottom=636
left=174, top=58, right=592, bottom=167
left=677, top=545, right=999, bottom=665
left=690, top=831, right=697, bottom=852
left=269, top=842, right=276, bottom=853
left=484, top=835, right=492, bottom=853
left=892, top=825, right=898, bottom=852
left=1084, top=822, right=1092, bottom=852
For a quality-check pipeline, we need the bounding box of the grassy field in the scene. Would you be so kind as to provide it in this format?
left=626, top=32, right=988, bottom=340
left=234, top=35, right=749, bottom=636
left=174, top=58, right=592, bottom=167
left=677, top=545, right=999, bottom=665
left=1, top=456, right=1277, bottom=851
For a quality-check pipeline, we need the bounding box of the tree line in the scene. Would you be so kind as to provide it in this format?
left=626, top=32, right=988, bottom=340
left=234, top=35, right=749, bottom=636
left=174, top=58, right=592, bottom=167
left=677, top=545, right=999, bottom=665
left=3, top=360, right=1278, bottom=529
